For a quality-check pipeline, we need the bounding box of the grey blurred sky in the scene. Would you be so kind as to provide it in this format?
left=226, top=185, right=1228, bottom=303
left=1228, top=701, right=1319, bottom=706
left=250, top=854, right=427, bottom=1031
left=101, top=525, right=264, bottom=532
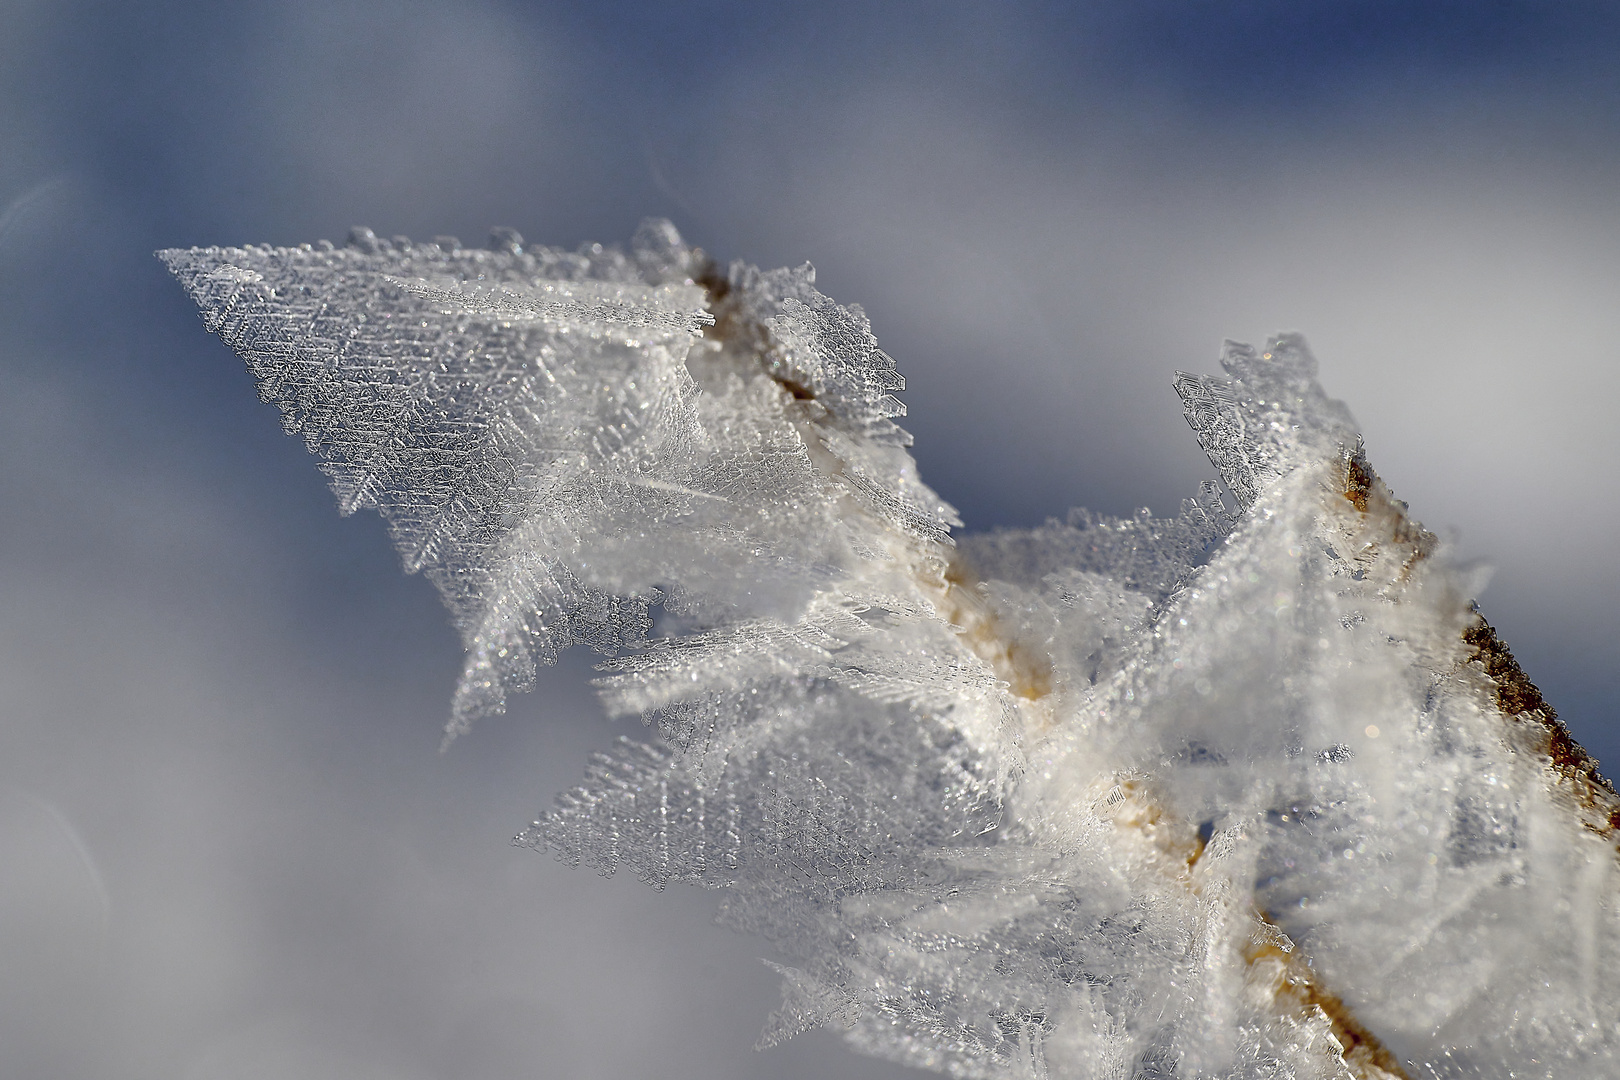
left=2, top=2, right=1617, bottom=1077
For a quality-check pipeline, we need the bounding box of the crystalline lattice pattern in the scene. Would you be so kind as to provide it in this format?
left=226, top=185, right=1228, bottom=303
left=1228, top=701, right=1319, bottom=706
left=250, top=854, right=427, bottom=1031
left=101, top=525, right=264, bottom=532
left=165, top=222, right=1620, bottom=1080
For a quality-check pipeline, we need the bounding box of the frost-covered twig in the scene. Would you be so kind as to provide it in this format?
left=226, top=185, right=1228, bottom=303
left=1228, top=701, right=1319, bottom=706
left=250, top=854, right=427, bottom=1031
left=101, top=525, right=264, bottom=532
left=163, top=221, right=1620, bottom=1079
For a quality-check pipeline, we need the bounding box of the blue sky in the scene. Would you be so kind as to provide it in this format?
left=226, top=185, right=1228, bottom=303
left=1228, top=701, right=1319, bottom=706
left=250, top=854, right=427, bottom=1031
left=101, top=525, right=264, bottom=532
left=2, top=2, right=1618, bottom=1077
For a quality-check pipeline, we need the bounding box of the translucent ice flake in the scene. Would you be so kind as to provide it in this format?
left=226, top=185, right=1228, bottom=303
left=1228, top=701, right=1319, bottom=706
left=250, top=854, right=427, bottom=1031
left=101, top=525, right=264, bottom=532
left=166, top=223, right=1618, bottom=1079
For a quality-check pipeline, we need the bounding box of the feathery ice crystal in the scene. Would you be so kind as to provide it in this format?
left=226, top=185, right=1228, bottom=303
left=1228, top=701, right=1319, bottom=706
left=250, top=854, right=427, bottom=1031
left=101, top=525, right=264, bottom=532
left=162, top=221, right=1619, bottom=1080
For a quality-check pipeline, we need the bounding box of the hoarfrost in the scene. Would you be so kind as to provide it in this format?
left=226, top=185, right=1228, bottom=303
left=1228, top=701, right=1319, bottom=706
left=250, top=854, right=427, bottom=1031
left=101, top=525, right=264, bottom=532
left=162, top=222, right=1620, bottom=1079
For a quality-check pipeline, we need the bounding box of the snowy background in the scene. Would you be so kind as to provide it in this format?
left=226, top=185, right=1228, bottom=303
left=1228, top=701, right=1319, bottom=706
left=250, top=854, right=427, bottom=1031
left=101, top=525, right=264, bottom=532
left=2, top=3, right=1617, bottom=1077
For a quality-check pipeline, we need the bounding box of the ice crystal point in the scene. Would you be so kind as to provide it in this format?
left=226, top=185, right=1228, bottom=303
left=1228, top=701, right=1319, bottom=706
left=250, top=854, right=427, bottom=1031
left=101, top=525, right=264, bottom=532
left=163, top=224, right=1619, bottom=1079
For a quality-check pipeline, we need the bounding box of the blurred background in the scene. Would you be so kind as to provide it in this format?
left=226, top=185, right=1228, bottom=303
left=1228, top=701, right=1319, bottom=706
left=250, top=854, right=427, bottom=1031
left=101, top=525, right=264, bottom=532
left=1, top=2, right=1617, bottom=1077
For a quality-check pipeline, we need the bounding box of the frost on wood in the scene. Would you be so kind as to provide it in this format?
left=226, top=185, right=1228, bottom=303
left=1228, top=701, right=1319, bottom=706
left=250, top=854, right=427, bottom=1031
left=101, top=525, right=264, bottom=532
left=163, top=222, right=1619, bottom=1079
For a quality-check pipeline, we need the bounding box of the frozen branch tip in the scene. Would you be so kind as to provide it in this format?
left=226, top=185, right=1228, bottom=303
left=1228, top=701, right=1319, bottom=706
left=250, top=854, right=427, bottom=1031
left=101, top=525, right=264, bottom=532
left=162, top=221, right=1618, bottom=1080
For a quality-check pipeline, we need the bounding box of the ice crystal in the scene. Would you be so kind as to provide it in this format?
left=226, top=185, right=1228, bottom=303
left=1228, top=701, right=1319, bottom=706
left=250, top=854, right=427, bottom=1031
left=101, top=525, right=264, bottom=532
left=162, top=222, right=1620, bottom=1079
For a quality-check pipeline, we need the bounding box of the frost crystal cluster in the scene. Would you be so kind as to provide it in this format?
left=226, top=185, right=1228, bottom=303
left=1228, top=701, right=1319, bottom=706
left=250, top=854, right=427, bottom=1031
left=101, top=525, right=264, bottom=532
left=163, top=222, right=1619, bottom=1079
